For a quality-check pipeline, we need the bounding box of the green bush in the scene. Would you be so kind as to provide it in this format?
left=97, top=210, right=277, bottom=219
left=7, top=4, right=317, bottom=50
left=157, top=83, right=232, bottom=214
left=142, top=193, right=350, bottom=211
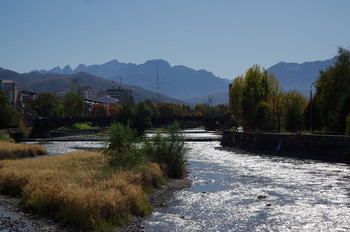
left=103, top=122, right=145, bottom=170
left=0, top=130, right=10, bottom=142
left=142, top=122, right=187, bottom=178
left=103, top=121, right=188, bottom=178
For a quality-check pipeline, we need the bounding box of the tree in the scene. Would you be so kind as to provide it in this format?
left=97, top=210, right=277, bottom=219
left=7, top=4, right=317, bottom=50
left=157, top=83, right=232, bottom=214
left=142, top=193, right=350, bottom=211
left=63, top=92, right=85, bottom=118
left=229, top=76, right=244, bottom=125
left=91, top=103, right=108, bottom=117
left=314, top=47, right=350, bottom=133
left=282, top=91, right=307, bottom=133
left=314, top=48, right=350, bottom=133
left=108, top=103, right=122, bottom=118
left=33, top=92, right=63, bottom=117
left=229, top=65, right=273, bottom=131
left=157, top=103, right=185, bottom=117
left=0, top=90, right=17, bottom=128
left=268, top=73, right=283, bottom=132
left=134, top=101, right=153, bottom=135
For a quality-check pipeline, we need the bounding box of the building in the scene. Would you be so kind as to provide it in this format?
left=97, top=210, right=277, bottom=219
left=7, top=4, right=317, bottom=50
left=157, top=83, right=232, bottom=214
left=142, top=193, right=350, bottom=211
left=17, top=90, right=38, bottom=112
left=106, top=88, right=134, bottom=105
left=95, top=95, right=119, bottom=106
left=0, top=79, right=20, bottom=110
left=71, top=80, right=96, bottom=100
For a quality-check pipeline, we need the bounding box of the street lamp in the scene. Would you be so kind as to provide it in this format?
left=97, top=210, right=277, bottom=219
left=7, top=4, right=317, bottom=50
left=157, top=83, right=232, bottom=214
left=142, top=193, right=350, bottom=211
left=310, top=80, right=317, bottom=134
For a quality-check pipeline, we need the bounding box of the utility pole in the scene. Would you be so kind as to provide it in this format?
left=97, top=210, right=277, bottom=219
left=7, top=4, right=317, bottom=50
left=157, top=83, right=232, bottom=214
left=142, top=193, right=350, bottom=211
left=209, top=94, right=213, bottom=108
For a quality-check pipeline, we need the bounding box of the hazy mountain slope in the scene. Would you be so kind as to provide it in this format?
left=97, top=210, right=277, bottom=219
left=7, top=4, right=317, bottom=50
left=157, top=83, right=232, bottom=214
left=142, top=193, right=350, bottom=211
left=0, top=68, right=185, bottom=103
left=267, top=57, right=336, bottom=94
left=184, top=92, right=229, bottom=105
left=33, top=59, right=230, bottom=100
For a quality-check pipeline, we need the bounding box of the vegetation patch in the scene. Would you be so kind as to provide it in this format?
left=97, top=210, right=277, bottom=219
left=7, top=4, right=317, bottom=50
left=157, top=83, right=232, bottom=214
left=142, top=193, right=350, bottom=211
left=103, top=122, right=188, bottom=178
left=0, top=151, right=164, bottom=231
left=58, top=123, right=95, bottom=130
left=0, top=141, right=47, bottom=160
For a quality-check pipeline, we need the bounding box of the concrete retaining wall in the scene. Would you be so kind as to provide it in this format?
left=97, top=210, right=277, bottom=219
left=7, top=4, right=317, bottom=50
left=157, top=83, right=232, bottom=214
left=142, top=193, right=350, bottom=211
left=221, top=131, right=350, bottom=164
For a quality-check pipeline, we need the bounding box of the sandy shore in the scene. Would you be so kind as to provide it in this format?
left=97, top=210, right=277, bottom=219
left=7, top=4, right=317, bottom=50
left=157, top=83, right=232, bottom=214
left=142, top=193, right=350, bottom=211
left=0, top=177, right=192, bottom=232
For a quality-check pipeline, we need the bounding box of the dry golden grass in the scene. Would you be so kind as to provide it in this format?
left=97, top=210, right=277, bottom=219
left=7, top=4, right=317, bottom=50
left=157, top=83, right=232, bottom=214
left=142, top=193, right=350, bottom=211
left=0, top=141, right=47, bottom=160
left=0, top=151, right=164, bottom=230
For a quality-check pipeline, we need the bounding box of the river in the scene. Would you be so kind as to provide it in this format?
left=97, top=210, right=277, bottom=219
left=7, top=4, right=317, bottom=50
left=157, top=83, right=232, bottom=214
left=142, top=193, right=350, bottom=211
left=8, top=131, right=350, bottom=231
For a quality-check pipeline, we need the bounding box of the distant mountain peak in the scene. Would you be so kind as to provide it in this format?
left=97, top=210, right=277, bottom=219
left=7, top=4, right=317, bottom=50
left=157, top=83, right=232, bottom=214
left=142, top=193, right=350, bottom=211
left=62, top=65, right=72, bottom=74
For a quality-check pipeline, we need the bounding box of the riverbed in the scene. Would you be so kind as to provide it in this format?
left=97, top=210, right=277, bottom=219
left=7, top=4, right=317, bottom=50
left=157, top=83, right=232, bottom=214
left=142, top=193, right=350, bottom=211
left=2, top=131, right=350, bottom=231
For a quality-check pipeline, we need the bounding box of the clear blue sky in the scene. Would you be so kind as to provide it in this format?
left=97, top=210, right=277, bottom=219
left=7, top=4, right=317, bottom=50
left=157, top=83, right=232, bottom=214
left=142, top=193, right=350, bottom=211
left=1, top=0, right=349, bottom=80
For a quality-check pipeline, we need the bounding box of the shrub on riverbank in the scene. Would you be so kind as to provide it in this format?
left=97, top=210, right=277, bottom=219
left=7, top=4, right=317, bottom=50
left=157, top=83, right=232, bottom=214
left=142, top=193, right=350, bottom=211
left=0, top=141, right=47, bottom=160
left=0, top=151, right=164, bottom=230
left=104, top=122, right=188, bottom=178
left=103, top=122, right=145, bottom=170
left=142, top=122, right=188, bottom=178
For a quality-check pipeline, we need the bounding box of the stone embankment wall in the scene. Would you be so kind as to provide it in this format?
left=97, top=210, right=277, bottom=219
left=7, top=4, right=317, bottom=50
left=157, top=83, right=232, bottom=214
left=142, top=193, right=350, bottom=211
left=221, top=131, right=350, bottom=164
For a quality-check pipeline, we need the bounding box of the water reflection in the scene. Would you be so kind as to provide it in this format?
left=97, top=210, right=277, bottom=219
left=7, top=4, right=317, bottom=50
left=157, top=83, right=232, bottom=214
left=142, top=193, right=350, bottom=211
left=144, top=141, right=350, bottom=232
left=23, top=141, right=104, bottom=156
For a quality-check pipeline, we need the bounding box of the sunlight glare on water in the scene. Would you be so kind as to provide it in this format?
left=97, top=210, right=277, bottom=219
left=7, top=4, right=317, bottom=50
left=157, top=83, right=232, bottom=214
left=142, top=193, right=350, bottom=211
left=143, top=140, right=350, bottom=232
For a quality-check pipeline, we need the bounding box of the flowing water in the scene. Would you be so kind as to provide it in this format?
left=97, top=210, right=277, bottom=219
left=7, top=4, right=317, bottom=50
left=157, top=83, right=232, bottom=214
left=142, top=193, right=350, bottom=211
left=14, top=132, right=350, bottom=231
left=143, top=140, right=350, bottom=232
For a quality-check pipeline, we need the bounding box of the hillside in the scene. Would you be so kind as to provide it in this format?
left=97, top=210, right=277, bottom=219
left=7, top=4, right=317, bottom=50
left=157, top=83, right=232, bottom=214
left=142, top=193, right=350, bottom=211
left=0, top=68, right=185, bottom=104
left=33, top=59, right=230, bottom=100
left=267, top=57, right=336, bottom=95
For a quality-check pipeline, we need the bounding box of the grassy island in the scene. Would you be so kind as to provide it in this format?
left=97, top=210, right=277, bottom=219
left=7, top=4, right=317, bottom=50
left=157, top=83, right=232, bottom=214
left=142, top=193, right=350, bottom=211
left=0, top=122, right=188, bottom=231
left=0, top=141, right=47, bottom=160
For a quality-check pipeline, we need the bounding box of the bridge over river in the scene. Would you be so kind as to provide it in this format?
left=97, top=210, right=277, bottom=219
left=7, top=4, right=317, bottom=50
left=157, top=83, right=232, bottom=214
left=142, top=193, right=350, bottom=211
left=27, top=115, right=231, bottom=138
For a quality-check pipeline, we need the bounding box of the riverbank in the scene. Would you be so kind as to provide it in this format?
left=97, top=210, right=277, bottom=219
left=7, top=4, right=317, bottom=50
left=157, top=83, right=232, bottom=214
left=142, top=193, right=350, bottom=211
left=0, top=176, right=192, bottom=232
left=221, top=131, right=350, bottom=163
left=0, top=149, right=192, bottom=231
left=120, top=177, right=192, bottom=231
left=0, top=141, right=47, bottom=160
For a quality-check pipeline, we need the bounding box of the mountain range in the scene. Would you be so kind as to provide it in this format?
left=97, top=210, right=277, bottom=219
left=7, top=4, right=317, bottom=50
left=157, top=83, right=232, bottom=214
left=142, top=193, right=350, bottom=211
left=267, top=57, right=336, bottom=96
left=1, top=56, right=337, bottom=106
left=0, top=68, right=185, bottom=104
left=33, top=59, right=231, bottom=101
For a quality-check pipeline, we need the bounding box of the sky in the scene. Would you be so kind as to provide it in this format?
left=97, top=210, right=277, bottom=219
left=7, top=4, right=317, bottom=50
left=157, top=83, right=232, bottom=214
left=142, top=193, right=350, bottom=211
left=0, top=0, right=349, bottom=80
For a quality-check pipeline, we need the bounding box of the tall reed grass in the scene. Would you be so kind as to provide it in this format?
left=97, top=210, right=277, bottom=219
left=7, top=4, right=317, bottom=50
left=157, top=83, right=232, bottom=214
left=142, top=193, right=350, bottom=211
left=0, top=141, right=47, bottom=160
left=0, top=151, right=164, bottom=230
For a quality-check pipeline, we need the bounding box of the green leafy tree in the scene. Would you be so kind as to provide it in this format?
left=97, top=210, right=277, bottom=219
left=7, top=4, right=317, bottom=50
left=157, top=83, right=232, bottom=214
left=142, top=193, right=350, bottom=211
left=33, top=92, right=63, bottom=117
left=134, top=101, right=153, bottom=135
left=229, top=76, right=244, bottom=126
left=314, top=47, right=350, bottom=133
left=0, top=90, right=17, bottom=128
left=157, top=103, right=186, bottom=117
left=63, top=92, right=85, bottom=118
left=282, top=91, right=307, bottom=133
left=119, top=103, right=136, bottom=123
left=255, top=101, right=271, bottom=131
left=268, top=73, right=284, bottom=132
left=103, top=122, right=144, bottom=170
